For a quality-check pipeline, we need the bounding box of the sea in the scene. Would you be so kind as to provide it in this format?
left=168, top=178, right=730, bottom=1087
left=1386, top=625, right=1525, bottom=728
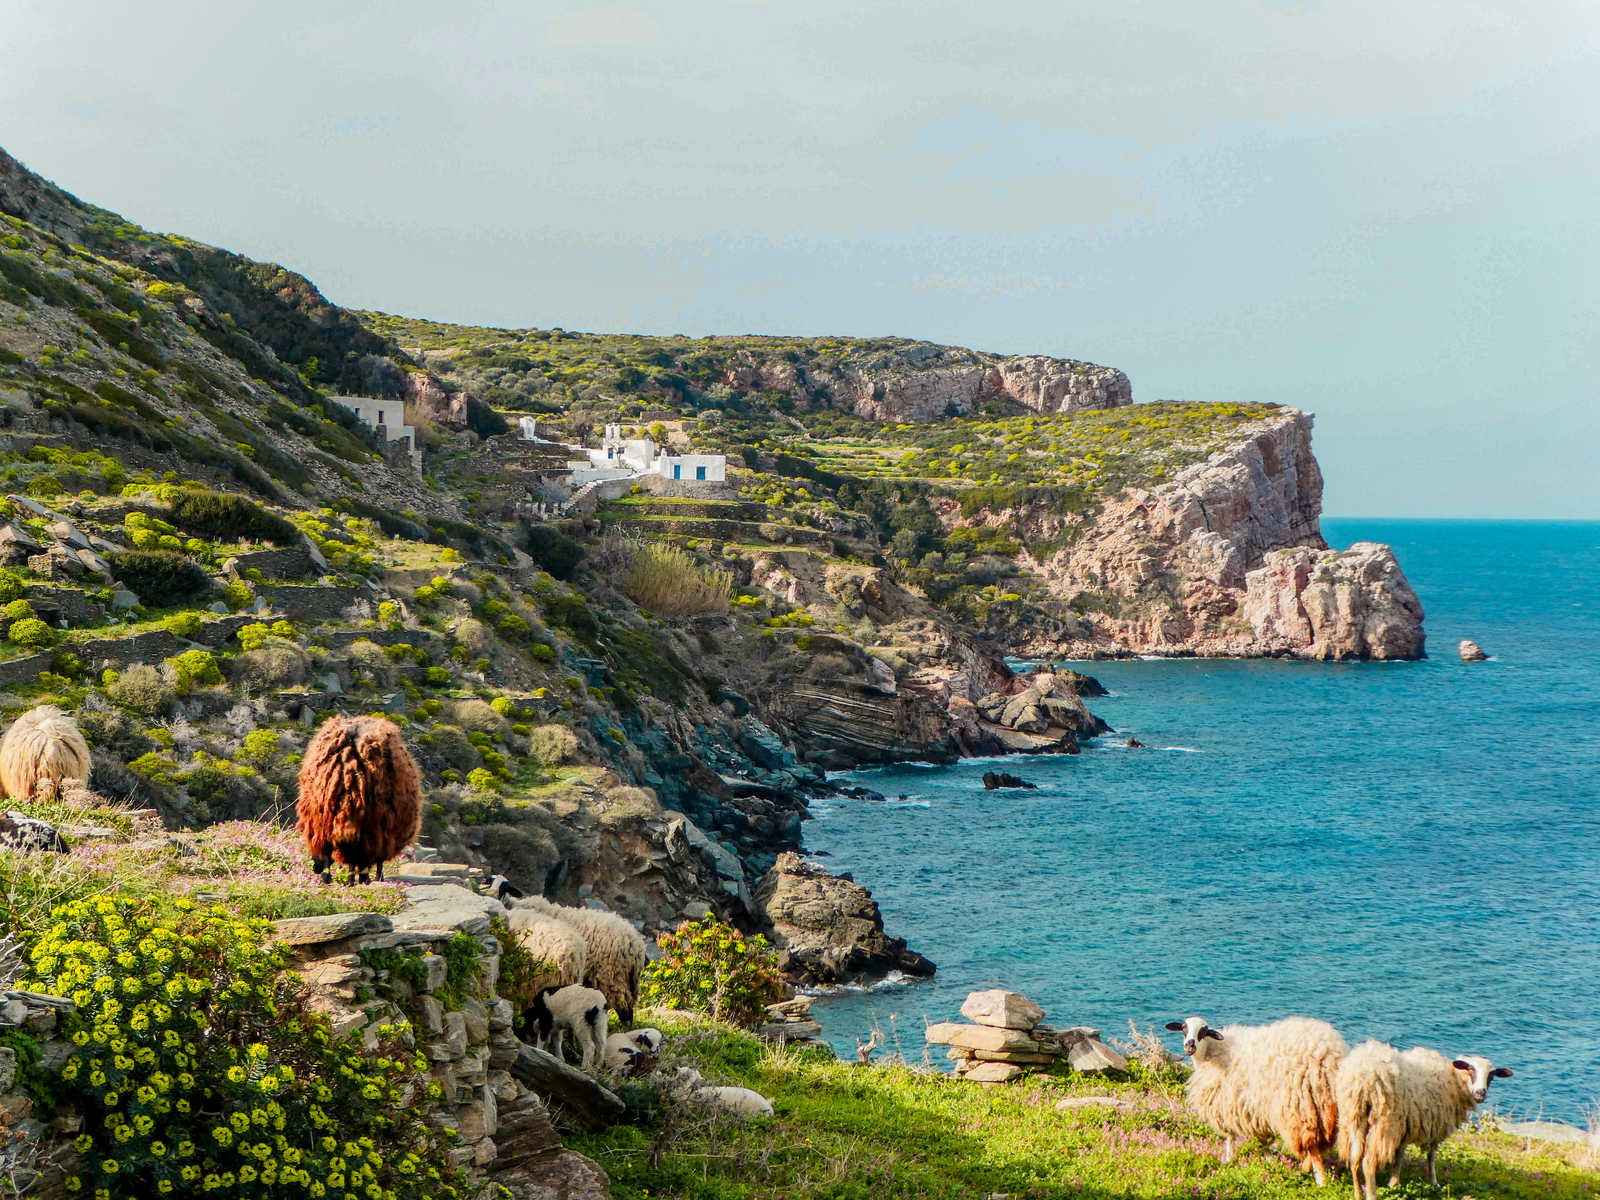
left=807, top=519, right=1600, bottom=1123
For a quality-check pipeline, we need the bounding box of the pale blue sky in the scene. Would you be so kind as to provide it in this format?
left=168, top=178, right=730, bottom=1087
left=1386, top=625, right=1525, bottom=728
left=3, top=1, right=1596, bottom=517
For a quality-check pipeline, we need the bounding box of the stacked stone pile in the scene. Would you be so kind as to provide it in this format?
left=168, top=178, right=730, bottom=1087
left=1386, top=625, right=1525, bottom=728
left=926, top=989, right=1129, bottom=1085
left=757, top=995, right=825, bottom=1046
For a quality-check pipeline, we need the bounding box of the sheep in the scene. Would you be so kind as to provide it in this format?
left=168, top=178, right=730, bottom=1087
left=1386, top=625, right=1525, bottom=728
left=672, top=1067, right=774, bottom=1119
left=505, top=893, right=648, bottom=1023
left=0, top=810, right=68, bottom=853
left=0, top=707, right=90, bottom=804
left=1335, top=1041, right=1512, bottom=1200
left=296, top=715, right=422, bottom=883
left=530, top=984, right=608, bottom=1072
left=504, top=907, right=588, bottom=997
left=602, top=1027, right=664, bottom=1074
left=1167, top=1014, right=1346, bottom=1185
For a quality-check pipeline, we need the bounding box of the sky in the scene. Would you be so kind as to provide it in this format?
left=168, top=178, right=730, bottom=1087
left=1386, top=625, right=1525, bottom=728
left=2, top=1, right=1596, bottom=518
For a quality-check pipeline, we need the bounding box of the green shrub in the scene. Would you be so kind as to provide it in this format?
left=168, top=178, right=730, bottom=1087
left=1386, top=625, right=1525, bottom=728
left=522, top=525, right=585, bottom=581
left=423, top=666, right=450, bottom=687
left=108, top=664, right=176, bottom=717
left=639, top=913, right=785, bottom=1027
left=108, top=550, right=211, bottom=608
left=162, top=611, right=203, bottom=637
left=0, top=571, right=23, bottom=604
left=489, top=696, right=514, bottom=717
left=527, top=724, right=578, bottom=767
left=2, top=598, right=34, bottom=621
left=624, top=543, right=733, bottom=618
left=424, top=725, right=478, bottom=773
left=166, top=648, right=223, bottom=694
left=377, top=600, right=399, bottom=625
left=233, top=642, right=309, bottom=690
left=530, top=642, right=555, bottom=664
left=26, top=897, right=467, bottom=1200
left=167, top=489, right=299, bottom=545
left=222, top=581, right=253, bottom=612
left=238, top=729, right=283, bottom=767
left=7, top=617, right=54, bottom=649
left=465, top=767, right=499, bottom=793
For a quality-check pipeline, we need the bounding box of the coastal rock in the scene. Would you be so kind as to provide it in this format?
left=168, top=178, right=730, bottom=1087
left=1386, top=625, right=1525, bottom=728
left=1240, top=543, right=1425, bottom=660
left=958, top=1060, right=1024, bottom=1084
left=755, top=852, right=934, bottom=984
left=981, top=772, right=1036, bottom=791
left=960, top=989, right=1044, bottom=1031
left=1005, top=409, right=1425, bottom=660
left=1458, top=638, right=1488, bottom=662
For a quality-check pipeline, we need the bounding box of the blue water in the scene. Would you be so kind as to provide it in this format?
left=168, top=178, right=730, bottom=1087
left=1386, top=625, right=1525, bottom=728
left=808, top=520, right=1600, bottom=1122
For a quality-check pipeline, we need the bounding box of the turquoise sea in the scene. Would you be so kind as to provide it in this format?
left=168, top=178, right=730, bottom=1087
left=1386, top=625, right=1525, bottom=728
left=809, top=520, right=1600, bottom=1122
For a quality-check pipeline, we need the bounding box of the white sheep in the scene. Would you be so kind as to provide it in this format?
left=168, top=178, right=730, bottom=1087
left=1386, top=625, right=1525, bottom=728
left=0, top=706, right=90, bottom=803
left=673, top=1067, right=774, bottom=1119
left=603, top=1027, right=664, bottom=1074
left=1335, top=1041, right=1512, bottom=1200
left=1167, top=1014, right=1346, bottom=1185
left=504, top=907, right=588, bottom=996
left=530, top=984, right=609, bottom=1072
left=506, top=894, right=649, bottom=1023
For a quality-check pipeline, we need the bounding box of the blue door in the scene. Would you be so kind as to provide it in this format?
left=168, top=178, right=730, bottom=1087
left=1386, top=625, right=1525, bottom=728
left=673, top=464, right=681, bottom=479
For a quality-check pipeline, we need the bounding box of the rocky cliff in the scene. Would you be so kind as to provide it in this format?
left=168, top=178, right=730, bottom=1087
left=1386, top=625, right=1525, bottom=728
left=723, top=342, right=1131, bottom=422
left=955, top=409, right=1425, bottom=660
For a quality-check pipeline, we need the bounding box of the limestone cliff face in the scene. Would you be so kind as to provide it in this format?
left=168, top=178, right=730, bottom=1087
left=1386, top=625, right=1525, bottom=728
left=962, top=410, right=1425, bottom=660
left=723, top=343, right=1130, bottom=422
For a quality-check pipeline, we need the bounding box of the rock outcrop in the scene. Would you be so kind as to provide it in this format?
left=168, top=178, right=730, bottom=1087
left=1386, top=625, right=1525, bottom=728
left=988, top=409, right=1425, bottom=660
left=1459, top=638, right=1488, bottom=662
left=722, top=342, right=1130, bottom=423
left=754, top=852, right=935, bottom=984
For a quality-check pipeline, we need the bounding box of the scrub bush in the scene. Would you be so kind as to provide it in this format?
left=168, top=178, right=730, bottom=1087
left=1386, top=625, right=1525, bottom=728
left=25, top=897, right=467, bottom=1200
left=640, top=914, right=785, bottom=1027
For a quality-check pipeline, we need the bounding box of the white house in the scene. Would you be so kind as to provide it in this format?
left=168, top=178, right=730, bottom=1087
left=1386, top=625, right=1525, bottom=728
left=519, top=416, right=539, bottom=440
left=580, top=424, right=726, bottom=483
left=328, top=394, right=422, bottom=472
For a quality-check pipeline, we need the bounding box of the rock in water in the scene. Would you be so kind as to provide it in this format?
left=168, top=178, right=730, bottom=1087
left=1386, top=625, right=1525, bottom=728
left=755, top=851, right=935, bottom=983
left=1459, top=638, right=1488, bottom=662
left=981, top=772, right=1037, bottom=791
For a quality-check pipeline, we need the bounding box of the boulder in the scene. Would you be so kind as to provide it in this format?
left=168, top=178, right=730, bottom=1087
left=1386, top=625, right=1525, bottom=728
left=960, top=1060, right=1024, bottom=1084
left=755, top=851, right=934, bottom=984
left=1065, top=1038, right=1129, bottom=1075
left=272, top=912, right=393, bottom=947
left=960, top=989, right=1044, bottom=1030
left=923, top=1023, right=1039, bottom=1054
left=0, top=523, right=43, bottom=564
left=1458, top=639, right=1488, bottom=662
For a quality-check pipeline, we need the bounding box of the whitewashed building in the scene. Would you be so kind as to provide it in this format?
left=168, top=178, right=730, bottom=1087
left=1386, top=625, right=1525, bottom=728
left=328, top=394, right=422, bottom=472
left=576, top=424, right=726, bottom=484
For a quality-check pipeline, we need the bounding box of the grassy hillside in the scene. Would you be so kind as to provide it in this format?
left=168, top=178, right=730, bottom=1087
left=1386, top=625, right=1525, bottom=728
left=573, top=1017, right=1598, bottom=1200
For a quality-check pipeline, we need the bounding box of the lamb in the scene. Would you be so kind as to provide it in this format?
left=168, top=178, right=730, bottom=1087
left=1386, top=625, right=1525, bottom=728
left=296, top=715, right=422, bottom=883
left=603, top=1027, right=664, bottom=1074
left=1166, top=1014, right=1346, bottom=1185
left=0, top=707, right=90, bottom=804
left=672, top=1067, right=774, bottom=1119
left=1335, top=1041, right=1512, bottom=1200
left=505, top=893, right=649, bottom=1023
left=0, top=810, right=68, bottom=853
left=530, top=984, right=608, bottom=1072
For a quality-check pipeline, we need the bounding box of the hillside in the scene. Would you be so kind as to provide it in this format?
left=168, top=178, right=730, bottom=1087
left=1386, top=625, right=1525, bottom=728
left=0, top=147, right=1448, bottom=1199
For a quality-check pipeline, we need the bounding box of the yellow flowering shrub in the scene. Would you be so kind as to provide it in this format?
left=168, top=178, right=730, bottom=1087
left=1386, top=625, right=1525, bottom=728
left=26, top=897, right=467, bottom=1200
left=640, top=915, right=785, bottom=1028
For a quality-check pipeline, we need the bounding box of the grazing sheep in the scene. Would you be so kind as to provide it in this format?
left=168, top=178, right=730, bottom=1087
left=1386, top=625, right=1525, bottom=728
left=1336, top=1041, right=1512, bottom=1200
left=0, top=810, right=68, bottom=853
left=506, top=894, right=649, bottom=1023
left=531, top=984, right=608, bottom=1071
left=1167, top=1014, right=1346, bottom=1185
left=602, top=1027, right=664, bottom=1074
left=296, top=716, right=421, bottom=883
left=0, top=707, right=90, bottom=804
left=673, top=1067, right=774, bottom=1119
left=504, top=908, right=588, bottom=996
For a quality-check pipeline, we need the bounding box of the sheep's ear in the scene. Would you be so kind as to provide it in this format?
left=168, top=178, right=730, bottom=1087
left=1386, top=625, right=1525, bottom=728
left=1164, top=1021, right=1184, bottom=1032
left=1490, top=1067, right=1513, bottom=1079
left=1202, top=1028, right=1224, bottom=1041
left=1451, top=1059, right=1472, bottom=1072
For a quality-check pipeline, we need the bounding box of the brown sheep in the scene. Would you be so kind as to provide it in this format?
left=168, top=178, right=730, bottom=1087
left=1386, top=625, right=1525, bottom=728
left=0, top=706, right=91, bottom=804
left=296, top=715, right=421, bottom=883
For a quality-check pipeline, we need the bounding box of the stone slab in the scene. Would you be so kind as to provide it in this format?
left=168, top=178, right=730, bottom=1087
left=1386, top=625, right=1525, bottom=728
left=925, top=1022, right=1039, bottom=1054
left=273, top=912, right=393, bottom=946
left=960, top=989, right=1044, bottom=1031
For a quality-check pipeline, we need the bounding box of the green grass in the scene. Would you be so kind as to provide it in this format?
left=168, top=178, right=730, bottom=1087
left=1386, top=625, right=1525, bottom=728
left=571, top=1018, right=1599, bottom=1200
